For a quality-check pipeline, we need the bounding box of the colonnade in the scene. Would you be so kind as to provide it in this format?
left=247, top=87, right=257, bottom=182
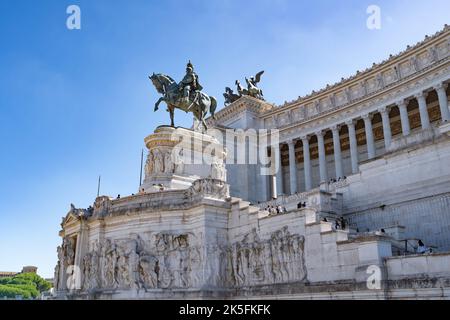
left=270, top=82, right=449, bottom=197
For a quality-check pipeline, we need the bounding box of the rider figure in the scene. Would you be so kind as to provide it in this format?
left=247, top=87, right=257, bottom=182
left=179, top=61, right=203, bottom=104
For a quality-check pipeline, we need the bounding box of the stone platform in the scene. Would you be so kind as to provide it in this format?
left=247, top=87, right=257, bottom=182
left=53, top=126, right=450, bottom=299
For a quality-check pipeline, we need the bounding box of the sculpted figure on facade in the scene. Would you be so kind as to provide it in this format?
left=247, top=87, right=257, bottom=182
left=234, top=71, right=265, bottom=100
left=410, top=55, right=419, bottom=72
left=55, top=245, right=64, bottom=290
left=145, top=151, right=154, bottom=176
left=210, top=156, right=226, bottom=181
left=394, top=65, right=401, bottom=80
left=224, top=227, right=306, bottom=287
left=428, top=46, right=438, bottom=62
left=223, top=87, right=240, bottom=106
left=245, top=71, right=265, bottom=100
left=53, top=261, right=60, bottom=290
left=71, top=225, right=307, bottom=294
left=235, top=80, right=247, bottom=96
left=153, top=149, right=164, bottom=174
left=138, top=254, right=158, bottom=290
left=82, top=252, right=92, bottom=290
left=344, top=87, right=352, bottom=103
left=66, top=238, right=76, bottom=267
left=376, top=73, right=384, bottom=89
left=163, top=151, right=174, bottom=174
left=93, top=196, right=110, bottom=217
left=103, top=239, right=118, bottom=288
left=360, top=80, right=368, bottom=95
left=56, top=237, right=75, bottom=290
left=173, top=148, right=184, bottom=174
left=329, top=93, right=336, bottom=107
left=116, top=244, right=132, bottom=289
left=126, top=240, right=141, bottom=290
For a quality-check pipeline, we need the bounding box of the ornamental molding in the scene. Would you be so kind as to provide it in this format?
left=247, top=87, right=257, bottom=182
left=206, top=95, right=274, bottom=126
left=266, top=25, right=449, bottom=116
left=279, top=64, right=449, bottom=142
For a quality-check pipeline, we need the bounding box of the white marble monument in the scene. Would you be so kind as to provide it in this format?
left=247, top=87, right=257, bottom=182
left=55, top=26, right=450, bottom=299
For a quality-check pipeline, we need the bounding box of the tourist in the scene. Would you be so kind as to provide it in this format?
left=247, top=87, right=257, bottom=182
left=335, top=220, right=341, bottom=230
left=417, top=240, right=431, bottom=254
left=339, top=216, right=346, bottom=230
left=117, top=194, right=120, bottom=199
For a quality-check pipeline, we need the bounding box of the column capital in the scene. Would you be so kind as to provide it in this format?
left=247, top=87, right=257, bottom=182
left=331, top=125, right=341, bottom=132
left=345, top=119, right=356, bottom=126
left=362, top=113, right=373, bottom=121
left=396, top=99, right=407, bottom=108
left=287, top=139, right=296, bottom=147
left=434, top=82, right=448, bottom=91
left=378, top=106, right=391, bottom=114
left=415, top=91, right=428, bottom=99
left=300, top=135, right=310, bottom=142
left=315, top=130, right=324, bottom=137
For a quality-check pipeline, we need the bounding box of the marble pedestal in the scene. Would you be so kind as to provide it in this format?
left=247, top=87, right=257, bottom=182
left=141, top=126, right=226, bottom=192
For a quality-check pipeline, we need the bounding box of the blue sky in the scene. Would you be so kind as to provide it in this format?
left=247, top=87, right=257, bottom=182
left=0, top=0, right=448, bottom=278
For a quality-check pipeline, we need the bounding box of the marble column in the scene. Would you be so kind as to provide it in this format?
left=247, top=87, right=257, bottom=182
left=435, top=83, right=450, bottom=122
left=316, top=130, right=328, bottom=183
left=287, top=140, right=298, bottom=194
left=275, top=144, right=284, bottom=196
left=397, top=100, right=410, bottom=136
left=379, top=106, right=392, bottom=149
left=415, top=92, right=430, bottom=129
left=301, top=136, right=312, bottom=191
left=259, top=165, right=268, bottom=202
left=331, top=125, right=343, bottom=179
left=363, top=114, right=376, bottom=159
left=271, top=176, right=277, bottom=199
left=345, top=119, right=359, bottom=174
left=270, top=147, right=277, bottom=199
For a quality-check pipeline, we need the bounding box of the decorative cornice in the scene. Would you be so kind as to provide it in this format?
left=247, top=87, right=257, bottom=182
left=206, top=95, right=275, bottom=126
left=268, top=24, right=449, bottom=112
left=277, top=60, right=449, bottom=141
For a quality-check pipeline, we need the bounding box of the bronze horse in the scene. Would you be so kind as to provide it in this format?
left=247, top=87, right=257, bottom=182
left=149, top=73, right=217, bottom=129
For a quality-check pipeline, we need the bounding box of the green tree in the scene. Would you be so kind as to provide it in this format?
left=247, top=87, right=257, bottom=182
left=0, top=284, right=32, bottom=299
left=0, top=272, right=52, bottom=299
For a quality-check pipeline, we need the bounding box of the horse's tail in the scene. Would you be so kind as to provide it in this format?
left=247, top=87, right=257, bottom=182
left=209, top=96, right=217, bottom=120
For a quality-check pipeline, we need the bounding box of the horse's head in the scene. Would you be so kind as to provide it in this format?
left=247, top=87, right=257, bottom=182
left=149, top=73, right=164, bottom=94
left=149, top=73, right=176, bottom=94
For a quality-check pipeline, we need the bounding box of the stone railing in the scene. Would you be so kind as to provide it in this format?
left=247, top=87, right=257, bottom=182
left=88, top=179, right=230, bottom=219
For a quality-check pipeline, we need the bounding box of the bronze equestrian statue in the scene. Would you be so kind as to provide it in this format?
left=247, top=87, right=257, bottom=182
left=149, top=61, right=217, bottom=130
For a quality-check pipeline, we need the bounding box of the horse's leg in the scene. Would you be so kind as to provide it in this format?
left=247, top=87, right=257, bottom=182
left=201, top=108, right=208, bottom=130
left=169, top=105, right=175, bottom=127
left=154, top=97, right=164, bottom=111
